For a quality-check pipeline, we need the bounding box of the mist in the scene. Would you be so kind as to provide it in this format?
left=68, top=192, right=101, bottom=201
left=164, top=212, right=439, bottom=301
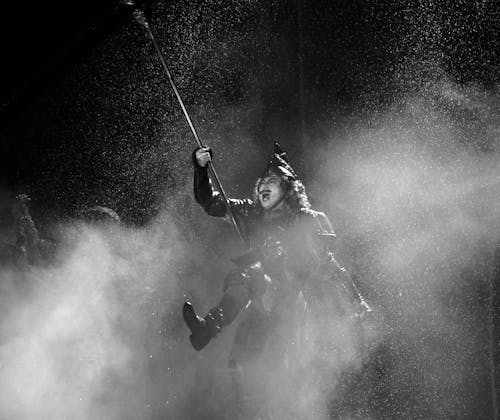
left=0, top=217, right=192, bottom=419
left=0, top=81, right=498, bottom=420
left=308, top=78, right=500, bottom=418
left=0, top=1, right=498, bottom=419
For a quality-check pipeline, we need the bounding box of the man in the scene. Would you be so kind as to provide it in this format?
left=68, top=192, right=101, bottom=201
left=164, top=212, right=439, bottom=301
left=183, top=143, right=370, bottom=363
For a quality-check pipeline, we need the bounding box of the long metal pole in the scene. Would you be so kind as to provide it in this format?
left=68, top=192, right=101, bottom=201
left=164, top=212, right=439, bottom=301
left=131, top=9, right=246, bottom=246
left=297, top=0, right=306, bottom=151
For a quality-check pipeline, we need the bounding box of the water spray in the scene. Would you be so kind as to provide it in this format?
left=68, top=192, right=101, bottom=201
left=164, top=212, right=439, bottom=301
left=124, top=0, right=246, bottom=246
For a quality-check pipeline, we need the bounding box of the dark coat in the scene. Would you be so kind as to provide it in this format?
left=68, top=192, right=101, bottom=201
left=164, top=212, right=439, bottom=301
left=194, top=164, right=341, bottom=312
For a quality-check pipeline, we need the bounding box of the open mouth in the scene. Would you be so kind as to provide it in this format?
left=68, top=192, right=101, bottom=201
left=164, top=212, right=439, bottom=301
left=259, top=190, right=271, bottom=201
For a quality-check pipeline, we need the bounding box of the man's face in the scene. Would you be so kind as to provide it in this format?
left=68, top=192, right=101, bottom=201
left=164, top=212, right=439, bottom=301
left=257, top=175, right=285, bottom=210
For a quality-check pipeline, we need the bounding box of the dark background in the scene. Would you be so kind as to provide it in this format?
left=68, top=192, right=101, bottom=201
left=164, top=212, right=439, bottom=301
left=0, top=1, right=499, bottom=419
left=1, top=0, right=498, bottom=224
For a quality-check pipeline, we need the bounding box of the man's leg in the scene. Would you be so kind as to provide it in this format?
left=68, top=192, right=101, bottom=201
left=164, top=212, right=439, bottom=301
left=183, top=270, right=251, bottom=351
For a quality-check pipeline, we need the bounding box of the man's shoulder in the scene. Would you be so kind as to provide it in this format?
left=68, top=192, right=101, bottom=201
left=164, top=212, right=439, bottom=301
left=228, top=197, right=258, bottom=219
left=230, top=197, right=257, bottom=209
left=298, top=208, right=335, bottom=235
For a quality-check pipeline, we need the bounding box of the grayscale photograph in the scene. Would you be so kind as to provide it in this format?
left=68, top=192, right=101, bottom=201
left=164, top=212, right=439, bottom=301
left=0, top=1, right=499, bottom=419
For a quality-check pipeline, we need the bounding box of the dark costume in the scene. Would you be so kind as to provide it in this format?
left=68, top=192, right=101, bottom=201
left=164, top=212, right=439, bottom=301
left=183, top=144, right=370, bottom=367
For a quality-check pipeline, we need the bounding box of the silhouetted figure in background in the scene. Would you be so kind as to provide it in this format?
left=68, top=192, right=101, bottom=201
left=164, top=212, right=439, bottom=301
left=12, top=194, right=42, bottom=267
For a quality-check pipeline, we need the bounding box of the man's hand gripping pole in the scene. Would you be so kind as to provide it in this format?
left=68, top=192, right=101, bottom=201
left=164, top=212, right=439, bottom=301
left=129, top=5, right=246, bottom=246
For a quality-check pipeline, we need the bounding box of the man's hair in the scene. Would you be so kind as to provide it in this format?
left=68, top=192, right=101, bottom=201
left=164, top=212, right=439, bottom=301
left=253, top=175, right=311, bottom=212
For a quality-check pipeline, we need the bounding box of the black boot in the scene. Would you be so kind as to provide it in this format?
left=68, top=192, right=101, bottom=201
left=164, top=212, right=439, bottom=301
left=183, top=302, right=224, bottom=351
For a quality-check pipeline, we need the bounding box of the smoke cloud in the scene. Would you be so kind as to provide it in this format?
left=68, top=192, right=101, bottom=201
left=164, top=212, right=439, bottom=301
left=307, top=78, right=500, bottom=418
left=2, top=79, right=498, bottom=420
left=0, top=217, right=191, bottom=419
left=0, top=0, right=498, bottom=416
